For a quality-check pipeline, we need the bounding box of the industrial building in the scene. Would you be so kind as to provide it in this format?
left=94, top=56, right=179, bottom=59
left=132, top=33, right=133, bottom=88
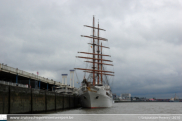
left=120, top=93, right=131, bottom=101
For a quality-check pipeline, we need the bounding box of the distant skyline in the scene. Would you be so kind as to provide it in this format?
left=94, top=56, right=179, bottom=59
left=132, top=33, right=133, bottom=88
left=0, top=0, right=181, bottom=98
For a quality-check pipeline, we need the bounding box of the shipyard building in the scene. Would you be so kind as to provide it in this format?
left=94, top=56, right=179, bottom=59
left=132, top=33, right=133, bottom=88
left=120, top=93, right=131, bottom=101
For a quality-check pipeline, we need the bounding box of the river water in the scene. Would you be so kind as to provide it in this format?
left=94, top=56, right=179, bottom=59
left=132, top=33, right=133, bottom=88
left=8, top=102, right=182, bottom=121
left=56, top=102, right=182, bottom=114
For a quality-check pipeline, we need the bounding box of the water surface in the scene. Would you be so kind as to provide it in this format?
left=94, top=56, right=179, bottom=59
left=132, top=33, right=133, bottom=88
left=54, top=102, right=182, bottom=114
left=8, top=102, right=182, bottom=121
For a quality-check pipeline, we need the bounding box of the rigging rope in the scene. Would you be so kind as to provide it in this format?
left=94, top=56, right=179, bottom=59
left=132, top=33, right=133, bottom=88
left=75, top=70, right=80, bottom=85
left=73, top=26, right=85, bottom=85
left=104, top=30, right=115, bottom=91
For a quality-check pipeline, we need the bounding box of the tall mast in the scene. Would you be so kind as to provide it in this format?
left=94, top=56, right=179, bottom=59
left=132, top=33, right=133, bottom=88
left=101, top=42, right=103, bottom=84
left=97, top=20, right=100, bottom=84
left=74, top=17, right=114, bottom=85
left=93, top=16, right=95, bottom=85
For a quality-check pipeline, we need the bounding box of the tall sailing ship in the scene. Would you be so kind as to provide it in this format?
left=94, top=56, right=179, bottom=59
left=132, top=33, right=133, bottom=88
left=75, top=16, right=114, bottom=108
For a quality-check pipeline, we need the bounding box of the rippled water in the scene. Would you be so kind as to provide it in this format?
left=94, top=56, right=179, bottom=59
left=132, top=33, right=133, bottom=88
left=55, top=102, right=182, bottom=114
left=8, top=102, right=182, bottom=121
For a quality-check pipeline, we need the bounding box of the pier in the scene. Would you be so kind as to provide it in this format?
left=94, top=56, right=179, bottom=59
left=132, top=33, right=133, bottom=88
left=0, top=63, right=80, bottom=114
left=0, top=63, right=62, bottom=90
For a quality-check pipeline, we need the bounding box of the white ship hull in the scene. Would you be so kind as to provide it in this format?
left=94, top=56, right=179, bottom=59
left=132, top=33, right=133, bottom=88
left=80, top=86, right=113, bottom=108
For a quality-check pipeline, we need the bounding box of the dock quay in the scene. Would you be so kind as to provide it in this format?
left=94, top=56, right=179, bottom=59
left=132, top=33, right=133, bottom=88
left=0, top=63, right=80, bottom=114
left=0, top=83, right=80, bottom=114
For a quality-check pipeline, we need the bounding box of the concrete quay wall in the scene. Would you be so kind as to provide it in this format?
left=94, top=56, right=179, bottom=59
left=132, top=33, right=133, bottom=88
left=0, top=84, right=9, bottom=114
left=0, top=84, right=80, bottom=114
left=10, top=86, right=31, bottom=114
left=32, top=89, right=46, bottom=113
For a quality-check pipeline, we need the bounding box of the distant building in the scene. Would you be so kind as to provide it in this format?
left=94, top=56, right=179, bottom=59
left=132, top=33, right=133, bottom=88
left=112, top=93, right=117, bottom=100
left=148, top=98, right=156, bottom=101
left=131, top=97, right=146, bottom=101
left=120, top=93, right=131, bottom=101
left=140, top=97, right=146, bottom=101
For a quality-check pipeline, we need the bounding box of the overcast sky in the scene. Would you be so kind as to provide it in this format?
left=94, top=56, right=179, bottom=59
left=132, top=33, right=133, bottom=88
left=0, top=0, right=182, bottom=98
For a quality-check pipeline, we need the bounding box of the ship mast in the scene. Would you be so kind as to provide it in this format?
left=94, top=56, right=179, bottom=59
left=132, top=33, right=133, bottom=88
left=93, top=16, right=95, bottom=85
left=101, top=42, right=103, bottom=84
left=97, top=20, right=100, bottom=84
left=75, top=16, right=114, bottom=86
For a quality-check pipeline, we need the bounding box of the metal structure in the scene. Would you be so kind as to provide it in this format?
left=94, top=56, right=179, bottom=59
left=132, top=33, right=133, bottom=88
left=69, top=70, right=75, bottom=88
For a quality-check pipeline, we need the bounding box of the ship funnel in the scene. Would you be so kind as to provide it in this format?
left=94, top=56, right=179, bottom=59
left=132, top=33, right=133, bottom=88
left=62, top=74, right=68, bottom=85
left=70, top=70, right=75, bottom=88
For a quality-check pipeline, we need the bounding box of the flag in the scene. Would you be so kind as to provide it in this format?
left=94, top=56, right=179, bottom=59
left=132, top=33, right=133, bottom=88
left=37, top=71, right=39, bottom=75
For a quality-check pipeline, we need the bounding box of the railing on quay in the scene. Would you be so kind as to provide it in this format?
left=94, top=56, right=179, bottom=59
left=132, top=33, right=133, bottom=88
left=0, top=80, right=28, bottom=88
left=0, top=63, right=62, bottom=86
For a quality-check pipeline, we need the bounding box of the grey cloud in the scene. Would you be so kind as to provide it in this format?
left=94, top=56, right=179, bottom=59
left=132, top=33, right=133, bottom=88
left=0, top=0, right=182, bottom=98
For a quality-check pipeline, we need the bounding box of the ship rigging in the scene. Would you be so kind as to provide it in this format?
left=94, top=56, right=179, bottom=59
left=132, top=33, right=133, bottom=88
left=75, top=16, right=114, bottom=86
